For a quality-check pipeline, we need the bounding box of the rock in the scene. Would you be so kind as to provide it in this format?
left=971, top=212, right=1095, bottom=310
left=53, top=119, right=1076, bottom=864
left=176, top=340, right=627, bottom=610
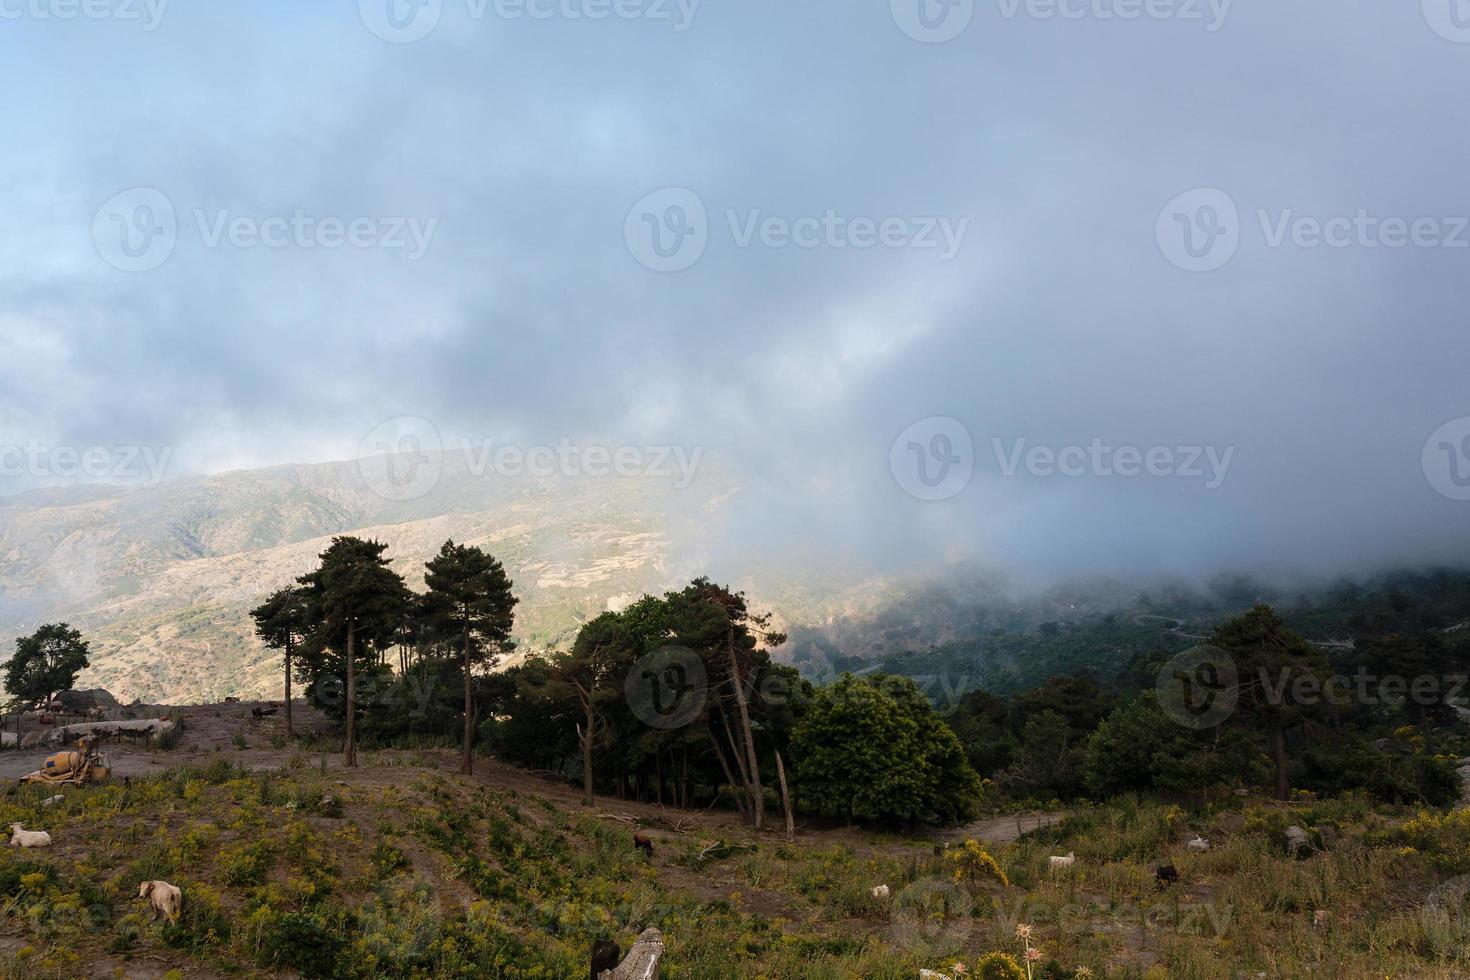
left=56, top=689, right=118, bottom=712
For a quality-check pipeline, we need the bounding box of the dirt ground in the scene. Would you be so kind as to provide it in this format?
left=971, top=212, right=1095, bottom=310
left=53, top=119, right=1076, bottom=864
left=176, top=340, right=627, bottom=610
left=1, top=701, right=1064, bottom=848
left=0, top=700, right=337, bottom=783
left=0, top=700, right=1069, bottom=978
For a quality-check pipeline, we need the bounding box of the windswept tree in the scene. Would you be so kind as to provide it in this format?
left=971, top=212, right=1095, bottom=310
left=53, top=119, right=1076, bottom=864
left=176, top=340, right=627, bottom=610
left=664, top=579, right=786, bottom=830
left=250, top=584, right=311, bottom=737
left=297, top=537, right=411, bottom=767
left=4, top=623, right=90, bottom=711
left=422, top=540, right=517, bottom=775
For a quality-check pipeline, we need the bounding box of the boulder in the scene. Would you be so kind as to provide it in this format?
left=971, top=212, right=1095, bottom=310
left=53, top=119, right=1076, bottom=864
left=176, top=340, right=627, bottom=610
left=56, top=689, right=119, bottom=712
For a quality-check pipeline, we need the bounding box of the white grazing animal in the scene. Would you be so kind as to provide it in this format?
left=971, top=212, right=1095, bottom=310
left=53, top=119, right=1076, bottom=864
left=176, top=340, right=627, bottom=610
left=9, top=824, right=52, bottom=848
left=138, top=880, right=183, bottom=922
left=1187, top=835, right=1211, bottom=853
left=1048, top=852, right=1076, bottom=872
left=871, top=884, right=891, bottom=899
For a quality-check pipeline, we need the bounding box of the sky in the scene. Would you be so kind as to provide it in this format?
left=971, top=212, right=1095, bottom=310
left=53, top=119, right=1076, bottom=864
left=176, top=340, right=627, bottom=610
left=2, top=0, right=1469, bottom=583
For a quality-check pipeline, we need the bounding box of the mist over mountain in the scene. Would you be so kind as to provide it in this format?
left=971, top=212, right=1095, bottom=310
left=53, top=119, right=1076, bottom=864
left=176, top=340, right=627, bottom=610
left=3, top=442, right=1464, bottom=703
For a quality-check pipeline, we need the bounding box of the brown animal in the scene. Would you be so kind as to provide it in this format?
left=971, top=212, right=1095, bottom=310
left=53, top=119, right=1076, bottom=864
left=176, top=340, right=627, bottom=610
left=590, top=938, right=621, bottom=979
left=633, top=833, right=654, bottom=858
left=138, top=880, right=182, bottom=922
left=1155, top=864, right=1179, bottom=889
left=251, top=707, right=279, bottom=718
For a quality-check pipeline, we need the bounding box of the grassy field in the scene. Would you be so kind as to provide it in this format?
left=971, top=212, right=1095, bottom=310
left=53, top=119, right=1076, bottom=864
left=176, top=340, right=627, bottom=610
left=0, top=740, right=1467, bottom=979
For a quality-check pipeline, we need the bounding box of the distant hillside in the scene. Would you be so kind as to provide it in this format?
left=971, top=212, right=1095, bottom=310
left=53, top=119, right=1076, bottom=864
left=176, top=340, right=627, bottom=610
left=0, top=453, right=738, bottom=701
left=6, top=452, right=1467, bottom=706
left=0, top=451, right=1013, bottom=703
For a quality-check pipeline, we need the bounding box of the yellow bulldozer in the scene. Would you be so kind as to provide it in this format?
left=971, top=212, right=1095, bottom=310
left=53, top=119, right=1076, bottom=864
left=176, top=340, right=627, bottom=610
left=20, top=735, right=111, bottom=787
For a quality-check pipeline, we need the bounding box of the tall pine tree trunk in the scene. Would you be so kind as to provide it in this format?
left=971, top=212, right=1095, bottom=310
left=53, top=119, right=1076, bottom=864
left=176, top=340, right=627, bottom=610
left=1272, top=726, right=1288, bottom=801
left=727, top=629, right=764, bottom=831
left=345, top=619, right=358, bottom=768
left=461, top=621, right=473, bottom=776
left=284, top=634, right=293, bottom=739
left=709, top=732, right=750, bottom=822
left=775, top=750, right=794, bottom=841
left=714, top=696, right=754, bottom=821
left=578, top=686, right=595, bottom=807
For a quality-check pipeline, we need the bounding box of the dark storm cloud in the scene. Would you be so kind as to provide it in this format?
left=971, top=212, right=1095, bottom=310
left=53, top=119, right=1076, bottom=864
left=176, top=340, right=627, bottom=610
left=1, top=0, right=1468, bottom=581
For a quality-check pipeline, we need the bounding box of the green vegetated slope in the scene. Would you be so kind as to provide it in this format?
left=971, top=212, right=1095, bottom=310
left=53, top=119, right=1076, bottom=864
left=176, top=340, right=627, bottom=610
left=1, top=755, right=1468, bottom=979
left=818, top=568, right=1470, bottom=703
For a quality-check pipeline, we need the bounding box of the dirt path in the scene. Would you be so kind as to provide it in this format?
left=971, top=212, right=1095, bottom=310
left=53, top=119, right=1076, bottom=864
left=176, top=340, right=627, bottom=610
left=940, top=811, right=1064, bottom=845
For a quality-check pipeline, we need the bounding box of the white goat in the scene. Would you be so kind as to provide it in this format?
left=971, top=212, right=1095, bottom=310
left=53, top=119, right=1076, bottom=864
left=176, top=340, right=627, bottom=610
left=1048, top=851, right=1076, bottom=872
left=138, top=880, right=183, bottom=922
left=871, top=884, right=891, bottom=899
left=1187, top=835, right=1211, bottom=853
left=9, top=824, right=52, bottom=847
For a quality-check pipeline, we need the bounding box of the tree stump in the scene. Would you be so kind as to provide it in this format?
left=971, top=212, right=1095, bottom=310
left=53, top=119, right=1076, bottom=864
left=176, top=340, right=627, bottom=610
left=598, top=928, right=664, bottom=980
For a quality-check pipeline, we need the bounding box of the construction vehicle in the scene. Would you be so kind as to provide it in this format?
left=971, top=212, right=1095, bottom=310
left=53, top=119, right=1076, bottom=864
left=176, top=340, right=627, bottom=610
left=19, top=735, right=111, bottom=787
